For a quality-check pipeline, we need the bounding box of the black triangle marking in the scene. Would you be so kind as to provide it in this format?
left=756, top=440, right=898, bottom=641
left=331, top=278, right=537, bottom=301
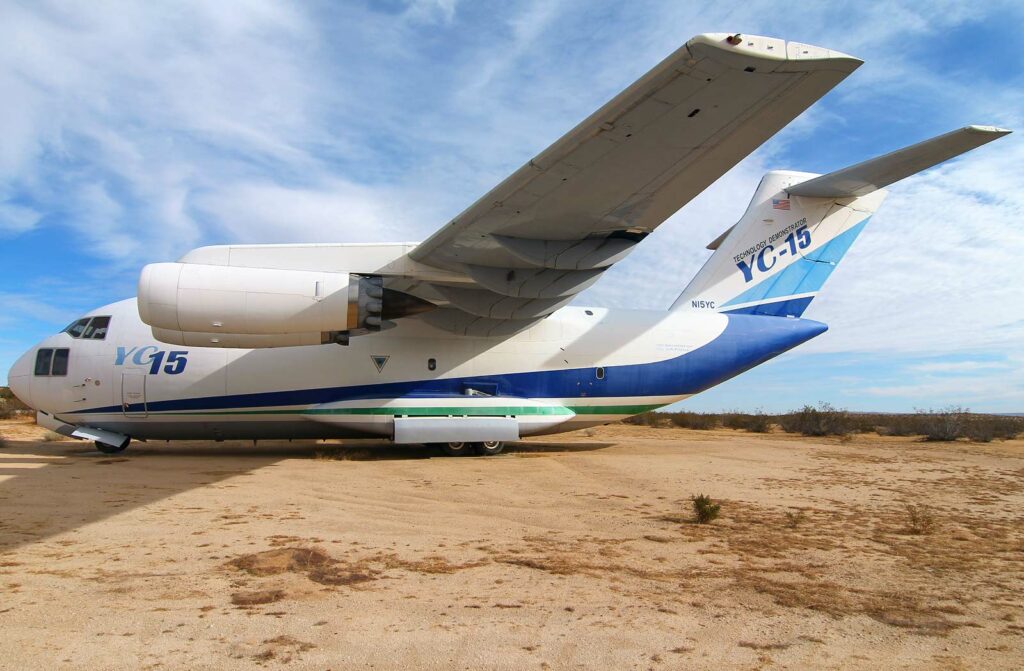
left=370, top=355, right=389, bottom=373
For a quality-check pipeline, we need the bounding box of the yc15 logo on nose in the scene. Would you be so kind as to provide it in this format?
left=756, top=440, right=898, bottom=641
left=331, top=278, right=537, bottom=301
left=115, top=346, right=188, bottom=375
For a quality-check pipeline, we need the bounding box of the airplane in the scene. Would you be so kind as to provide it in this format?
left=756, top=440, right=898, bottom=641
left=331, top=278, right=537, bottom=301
left=5, top=33, right=1010, bottom=456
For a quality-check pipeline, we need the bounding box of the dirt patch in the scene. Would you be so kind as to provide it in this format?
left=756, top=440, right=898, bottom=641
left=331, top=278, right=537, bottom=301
left=227, top=546, right=487, bottom=590
left=231, top=589, right=286, bottom=606
left=229, top=546, right=334, bottom=577
left=252, top=635, right=315, bottom=664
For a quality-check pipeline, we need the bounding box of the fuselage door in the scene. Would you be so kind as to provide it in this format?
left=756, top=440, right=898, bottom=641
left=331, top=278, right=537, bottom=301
left=121, top=372, right=147, bottom=417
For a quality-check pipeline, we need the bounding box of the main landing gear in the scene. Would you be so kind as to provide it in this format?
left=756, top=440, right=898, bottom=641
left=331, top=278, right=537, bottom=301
left=432, top=441, right=505, bottom=457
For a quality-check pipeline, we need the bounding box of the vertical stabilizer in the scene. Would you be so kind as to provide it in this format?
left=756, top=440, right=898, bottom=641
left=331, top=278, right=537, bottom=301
left=672, top=125, right=1010, bottom=317
left=672, top=171, right=882, bottom=317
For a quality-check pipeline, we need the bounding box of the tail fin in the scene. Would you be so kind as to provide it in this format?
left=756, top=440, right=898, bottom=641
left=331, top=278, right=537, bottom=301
left=672, top=125, right=1010, bottom=317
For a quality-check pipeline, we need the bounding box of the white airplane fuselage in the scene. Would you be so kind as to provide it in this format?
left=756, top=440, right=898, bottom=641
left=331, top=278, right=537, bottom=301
left=6, top=297, right=825, bottom=442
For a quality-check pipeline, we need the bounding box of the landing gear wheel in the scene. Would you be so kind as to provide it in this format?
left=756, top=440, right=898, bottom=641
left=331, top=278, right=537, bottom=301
left=94, top=438, right=130, bottom=454
left=474, top=441, right=505, bottom=456
left=439, top=441, right=472, bottom=457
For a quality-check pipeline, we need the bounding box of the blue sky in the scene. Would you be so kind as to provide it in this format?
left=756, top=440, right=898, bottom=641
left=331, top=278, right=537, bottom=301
left=1, top=0, right=1022, bottom=412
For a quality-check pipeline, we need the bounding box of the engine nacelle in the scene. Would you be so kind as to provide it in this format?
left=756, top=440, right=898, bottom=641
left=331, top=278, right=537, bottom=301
left=138, top=263, right=432, bottom=345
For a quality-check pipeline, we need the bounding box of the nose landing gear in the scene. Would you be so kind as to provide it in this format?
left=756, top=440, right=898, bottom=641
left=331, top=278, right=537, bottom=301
left=94, top=436, right=131, bottom=454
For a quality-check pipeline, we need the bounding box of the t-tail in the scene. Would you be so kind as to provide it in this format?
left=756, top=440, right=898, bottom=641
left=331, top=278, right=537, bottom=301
left=672, top=125, right=1010, bottom=317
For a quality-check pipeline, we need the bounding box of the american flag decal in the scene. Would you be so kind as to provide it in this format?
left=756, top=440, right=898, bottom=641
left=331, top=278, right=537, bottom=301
left=772, top=198, right=790, bottom=210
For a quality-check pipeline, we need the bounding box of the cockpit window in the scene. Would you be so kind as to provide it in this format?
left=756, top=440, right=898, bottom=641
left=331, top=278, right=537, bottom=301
left=34, top=348, right=70, bottom=376
left=65, top=318, right=90, bottom=338
left=82, top=315, right=110, bottom=340
left=63, top=315, right=111, bottom=340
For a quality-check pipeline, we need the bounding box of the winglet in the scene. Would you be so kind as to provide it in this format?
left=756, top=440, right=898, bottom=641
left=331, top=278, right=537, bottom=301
left=787, top=125, right=1012, bottom=198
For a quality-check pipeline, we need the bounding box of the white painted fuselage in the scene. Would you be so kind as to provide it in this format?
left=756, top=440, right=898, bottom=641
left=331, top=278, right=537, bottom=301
left=7, top=298, right=823, bottom=442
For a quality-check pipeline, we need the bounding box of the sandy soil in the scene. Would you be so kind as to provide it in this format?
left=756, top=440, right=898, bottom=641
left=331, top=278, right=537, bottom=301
left=0, top=417, right=1022, bottom=670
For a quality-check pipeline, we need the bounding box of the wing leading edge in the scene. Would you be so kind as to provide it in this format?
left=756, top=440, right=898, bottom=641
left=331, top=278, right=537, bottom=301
left=405, top=33, right=862, bottom=336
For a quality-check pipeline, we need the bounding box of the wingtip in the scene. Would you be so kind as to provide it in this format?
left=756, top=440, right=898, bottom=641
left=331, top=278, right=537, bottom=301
left=687, top=32, right=862, bottom=70
left=964, top=124, right=1013, bottom=136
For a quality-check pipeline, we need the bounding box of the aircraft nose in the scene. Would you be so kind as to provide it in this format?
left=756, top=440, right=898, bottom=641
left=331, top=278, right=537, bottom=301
left=7, top=348, right=35, bottom=410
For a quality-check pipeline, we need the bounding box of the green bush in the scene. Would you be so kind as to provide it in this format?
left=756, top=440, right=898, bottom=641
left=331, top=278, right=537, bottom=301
left=691, top=494, right=721, bottom=524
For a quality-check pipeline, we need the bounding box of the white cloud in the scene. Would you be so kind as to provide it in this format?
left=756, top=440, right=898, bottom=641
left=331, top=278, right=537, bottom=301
left=0, top=201, right=42, bottom=234
left=908, top=360, right=1009, bottom=374
left=863, top=375, right=1024, bottom=407
left=193, top=179, right=430, bottom=244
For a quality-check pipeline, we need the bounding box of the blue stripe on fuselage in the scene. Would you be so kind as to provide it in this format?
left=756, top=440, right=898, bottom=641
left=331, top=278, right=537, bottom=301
left=74, top=315, right=827, bottom=414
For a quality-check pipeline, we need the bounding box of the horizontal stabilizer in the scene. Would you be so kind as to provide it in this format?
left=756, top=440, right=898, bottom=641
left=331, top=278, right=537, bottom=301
left=787, top=125, right=1011, bottom=198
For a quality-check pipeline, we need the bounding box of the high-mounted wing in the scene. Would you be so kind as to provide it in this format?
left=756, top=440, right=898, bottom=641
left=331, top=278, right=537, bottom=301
left=406, top=33, right=862, bottom=336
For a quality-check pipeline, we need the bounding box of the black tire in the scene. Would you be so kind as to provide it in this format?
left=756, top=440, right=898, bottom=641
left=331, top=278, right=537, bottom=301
left=94, top=438, right=129, bottom=454
left=438, top=441, right=473, bottom=457
left=474, top=441, right=505, bottom=456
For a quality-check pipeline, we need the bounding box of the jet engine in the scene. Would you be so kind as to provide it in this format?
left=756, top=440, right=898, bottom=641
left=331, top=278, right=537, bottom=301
left=138, top=263, right=433, bottom=347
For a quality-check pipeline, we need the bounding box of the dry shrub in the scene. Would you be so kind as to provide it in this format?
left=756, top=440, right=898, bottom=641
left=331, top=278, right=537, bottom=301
left=778, top=403, right=853, bottom=437
left=622, top=412, right=659, bottom=427
left=0, top=388, right=30, bottom=419
left=724, top=411, right=772, bottom=433
left=863, top=410, right=1021, bottom=440
left=784, top=509, right=807, bottom=529
left=738, top=641, right=792, bottom=651
left=622, top=407, right=1023, bottom=440
left=919, top=406, right=967, bottom=441
left=670, top=412, right=720, bottom=430
left=905, top=504, right=937, bottom=535
left=692, top=494, right=721, bottom=524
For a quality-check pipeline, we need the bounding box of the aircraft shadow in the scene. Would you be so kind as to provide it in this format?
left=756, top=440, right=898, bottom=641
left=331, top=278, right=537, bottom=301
left=0, top=437, right=615, bottom=553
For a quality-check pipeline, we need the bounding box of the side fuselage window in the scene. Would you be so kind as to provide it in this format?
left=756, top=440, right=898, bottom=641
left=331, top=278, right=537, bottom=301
left=51, top=349, right=69, bottom=376
left=34, top=349, right=53, bottom=376
left=33, top=348, right=70, bottom=376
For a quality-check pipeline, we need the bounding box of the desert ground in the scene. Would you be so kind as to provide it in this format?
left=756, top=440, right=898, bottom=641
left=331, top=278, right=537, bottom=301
left=0, top=418, right=1022, bottom=670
